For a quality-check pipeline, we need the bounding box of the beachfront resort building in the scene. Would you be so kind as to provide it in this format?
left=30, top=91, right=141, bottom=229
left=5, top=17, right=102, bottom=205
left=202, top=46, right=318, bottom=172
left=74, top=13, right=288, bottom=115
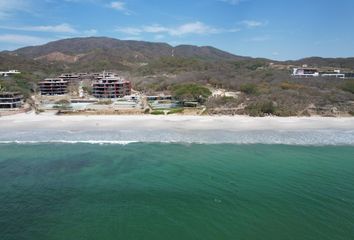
left=0, top=92, right=23, bottom=109
left=92, top=76, right=131, bottom=99
left=39, top=78, right=68, bottom=96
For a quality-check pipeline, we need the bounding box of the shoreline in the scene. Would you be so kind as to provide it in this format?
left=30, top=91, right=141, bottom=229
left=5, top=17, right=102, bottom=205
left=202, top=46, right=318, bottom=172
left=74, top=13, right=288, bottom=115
left=1, top=112, right=354, bottom=131
left=1, top=112, right=354, bottom=145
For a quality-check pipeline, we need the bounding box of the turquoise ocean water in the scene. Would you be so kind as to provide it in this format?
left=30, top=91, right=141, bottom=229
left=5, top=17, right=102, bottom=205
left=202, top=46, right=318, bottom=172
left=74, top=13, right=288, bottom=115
left=1, top=143, right=354, bottom=240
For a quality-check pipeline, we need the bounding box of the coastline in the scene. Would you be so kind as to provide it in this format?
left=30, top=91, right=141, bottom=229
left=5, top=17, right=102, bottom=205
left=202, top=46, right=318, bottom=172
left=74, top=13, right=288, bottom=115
left=1, top=112, right=354, bottom=145
left=1, top=111, right=354, bottom=131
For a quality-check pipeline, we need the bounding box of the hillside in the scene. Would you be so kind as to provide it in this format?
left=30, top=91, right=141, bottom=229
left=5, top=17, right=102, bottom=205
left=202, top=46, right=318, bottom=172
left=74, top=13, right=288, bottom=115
left=0, top=37, right=256, bottom=74
left=1, top=37, right=354, bottom=72
left=11, top=37, right=246, bottom=62
left=1, top=37, right=354, bottom=116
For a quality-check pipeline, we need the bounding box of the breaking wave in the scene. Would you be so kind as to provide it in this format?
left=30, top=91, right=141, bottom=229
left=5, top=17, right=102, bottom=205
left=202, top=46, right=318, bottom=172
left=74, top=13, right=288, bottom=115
left=0, top=140, right=138, bottom=145
left=0, top=129, right=354, bottom=146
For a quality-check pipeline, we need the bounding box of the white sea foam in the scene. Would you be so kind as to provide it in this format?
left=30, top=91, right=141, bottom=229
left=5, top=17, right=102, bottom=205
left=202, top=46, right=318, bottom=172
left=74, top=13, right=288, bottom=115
left=0, top=129, right=353, bottom=146
left=0, top=140, right=138, bottom=145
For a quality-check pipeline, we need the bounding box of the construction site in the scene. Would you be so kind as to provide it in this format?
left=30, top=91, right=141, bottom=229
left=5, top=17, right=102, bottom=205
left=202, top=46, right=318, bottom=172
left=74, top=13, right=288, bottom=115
left=0, top=70, right=198, bottom=116
left=35, top=71, right=147, bottom=115
left=0, top=92, right=23, bottom=109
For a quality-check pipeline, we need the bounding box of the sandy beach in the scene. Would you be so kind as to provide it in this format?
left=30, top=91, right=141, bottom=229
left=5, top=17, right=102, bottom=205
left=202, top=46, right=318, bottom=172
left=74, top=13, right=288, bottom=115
left=1, top=112, right=354, bottom=131
left=0, top=112, right=353, bottom=145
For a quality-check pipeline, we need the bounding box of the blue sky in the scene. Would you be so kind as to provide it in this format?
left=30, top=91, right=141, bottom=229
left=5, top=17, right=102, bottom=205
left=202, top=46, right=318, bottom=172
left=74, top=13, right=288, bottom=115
left=0, top=0, right=353, bottom=60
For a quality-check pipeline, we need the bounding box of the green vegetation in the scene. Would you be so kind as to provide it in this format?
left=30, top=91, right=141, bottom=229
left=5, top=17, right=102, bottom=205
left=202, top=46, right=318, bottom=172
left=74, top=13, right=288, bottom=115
left=150, top=108, right=184, bottom=115
left=82, top=86, right=92, bottom=95
left=151, top=110, right=165, bottom=115
left=240, top=83, right=258, bottom=95
left=53, top=100, right=71, bottom=110
left=0, top=83, right=5, bottom=92
left=207, top=96, right=241, bottom=108
left=55, top=99, right=70, bottom=105
left=232, top=60, right=267, bottom=71
left=97, top=100, right=113, bottom=105
left=341, top=80, right=354, bottom=94
left=280, top=81, right=304, bottom=90
left=0, top=73, right=40, bottom=98
left=245, top=101, right=276, bottom=117
left=219, top=96, right=237, bottom=104
left=171, top=83, right=211, bottom=103
left=139, top=57, right=207, bottom=75
left=53, top=105, right=72, bottom=110
left=167, top=108, right=184, bottom=115
left=246, top=61, right=267, bottom=71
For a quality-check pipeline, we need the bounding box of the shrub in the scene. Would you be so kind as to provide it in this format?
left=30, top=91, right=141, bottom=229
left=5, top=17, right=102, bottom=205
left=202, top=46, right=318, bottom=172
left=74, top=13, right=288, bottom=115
left=53, top=104, right=72, bottom=110
left=245, top=101, right=276, bottom=116
left=97, top=100, right=113, bottom=105
left=82, top=86, right=92, bottom=95
left=151, top=110, right=165, bottom=115
left=171, top=83, right=211, bottom=102
left=240, top=83, right=258, bottom=95
left=167, top=108, right=184, bottom=114
left=0, top=83, right=5, bottom=92
left=55, top=99, right=70, bottom=105
left=246, top=61, right=266, bottom=71
left=280, top=82, right=304, bottom=90
left=342, top=80, right=354, bottom=94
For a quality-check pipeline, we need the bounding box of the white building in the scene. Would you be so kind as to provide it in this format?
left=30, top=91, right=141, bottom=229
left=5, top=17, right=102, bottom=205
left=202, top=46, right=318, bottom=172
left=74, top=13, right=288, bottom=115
left=320, top=70, right=345, bottom=79
left=292, top=68, right=346, bottom=78
left=292, top=68, right=319, bottom=77
left=0, top=70, right=21, bottom=77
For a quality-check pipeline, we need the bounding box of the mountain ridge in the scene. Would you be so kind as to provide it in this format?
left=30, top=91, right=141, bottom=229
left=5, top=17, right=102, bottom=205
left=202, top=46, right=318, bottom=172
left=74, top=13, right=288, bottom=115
left=9, top=37, right=248, bottom=62
left=1, top=37, right=354, bottom=72
left=0, top=37, right=259, bottom=74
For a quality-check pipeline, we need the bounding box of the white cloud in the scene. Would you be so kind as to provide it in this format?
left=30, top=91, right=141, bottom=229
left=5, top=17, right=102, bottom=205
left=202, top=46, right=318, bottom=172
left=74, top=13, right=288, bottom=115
left=0, top=24, right=77, bottom=33
left=108, top=1, right=132, bottom=15
left=219, top=0, right=247, bottom=5
left=169, top=22, right=219, bottom=36
left=0, top=34, right=51, bottom=45
left=110, top=1, right=125, bottom=10
left=0, top=24, right=100, bottom=36
left=143, top=25, right=169, bottom=34
left=31, top=24, right=77, bottom=33
left=0, top=0, right=28, bottom=18
left=116, top=22, right=233, bottom=37
left=240, top=20, right=267, bottom=28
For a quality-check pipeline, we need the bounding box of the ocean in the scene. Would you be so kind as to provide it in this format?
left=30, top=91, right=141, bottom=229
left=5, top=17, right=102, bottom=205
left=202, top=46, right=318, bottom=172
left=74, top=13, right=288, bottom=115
left=1, top=143, right=353, bottom=240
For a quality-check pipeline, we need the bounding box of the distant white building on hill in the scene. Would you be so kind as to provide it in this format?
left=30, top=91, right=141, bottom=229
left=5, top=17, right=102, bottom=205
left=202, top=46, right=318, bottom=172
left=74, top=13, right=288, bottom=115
left=320, top=70, right=345, bottom=79
left=292, top=68, right=319, bottom=77
left=0, top=70, right=21, bottom=77
left=292, top=68, right=346, bottom=78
